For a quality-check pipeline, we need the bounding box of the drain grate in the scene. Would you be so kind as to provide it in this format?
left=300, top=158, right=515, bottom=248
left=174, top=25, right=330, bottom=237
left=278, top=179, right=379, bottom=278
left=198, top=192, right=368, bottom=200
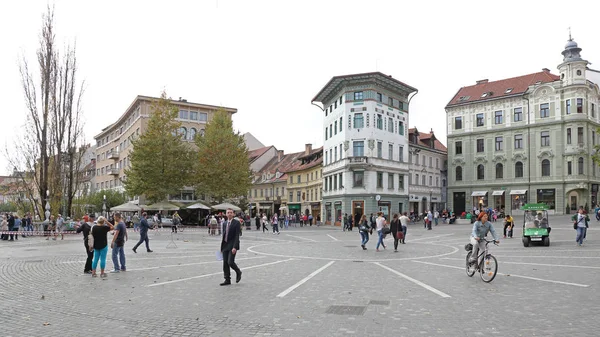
left=352, top=260, right=364, bottom=263
left=24, top=249, right=38, bottom=251
left=325, top=305, right=366, bottom=316
left=24, top=260, right=43, bottom=263
left=344, top=245, right=357, bottom=248
left=368, top=300, right=390, bottom=306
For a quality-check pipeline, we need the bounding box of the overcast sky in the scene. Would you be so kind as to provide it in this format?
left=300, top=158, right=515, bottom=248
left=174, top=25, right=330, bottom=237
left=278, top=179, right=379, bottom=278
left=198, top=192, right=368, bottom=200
left=1, top=0, right=599, bottom=176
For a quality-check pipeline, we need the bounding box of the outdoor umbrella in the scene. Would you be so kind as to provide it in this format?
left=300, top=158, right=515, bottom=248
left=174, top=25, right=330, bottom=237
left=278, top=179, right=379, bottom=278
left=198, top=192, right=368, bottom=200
left=211, top=202, right=241, bottom=211
left=145, top=201, right=180, bottom=211
left=110, top=202, right=142, bottom=212
left=187, top=202, right=211, bottom=210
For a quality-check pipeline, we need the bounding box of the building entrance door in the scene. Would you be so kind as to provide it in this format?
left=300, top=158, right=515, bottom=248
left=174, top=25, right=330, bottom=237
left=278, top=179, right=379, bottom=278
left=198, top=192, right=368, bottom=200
left=352, top=201, right=364, bottom=226
left=570, top=195, right=578, bottom=211
left=453, top=192, right=466, bottom=215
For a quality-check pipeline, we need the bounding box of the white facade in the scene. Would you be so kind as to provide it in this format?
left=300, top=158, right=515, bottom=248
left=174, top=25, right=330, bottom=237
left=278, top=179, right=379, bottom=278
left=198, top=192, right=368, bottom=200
left=313, top=72, right=417, bottom=224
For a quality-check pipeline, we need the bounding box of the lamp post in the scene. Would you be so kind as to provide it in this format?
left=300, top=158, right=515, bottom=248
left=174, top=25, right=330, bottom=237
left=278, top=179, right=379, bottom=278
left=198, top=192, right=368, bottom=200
left=429, top=189, right=433, bottom=212
left=102, top=194, right=106, bottom=218
left=44, top=190, right=50, bottom=221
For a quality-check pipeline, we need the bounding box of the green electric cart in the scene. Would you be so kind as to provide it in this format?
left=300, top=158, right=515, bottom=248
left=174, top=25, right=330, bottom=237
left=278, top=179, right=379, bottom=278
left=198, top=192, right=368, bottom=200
left=521, top=203, right=552, bottom=247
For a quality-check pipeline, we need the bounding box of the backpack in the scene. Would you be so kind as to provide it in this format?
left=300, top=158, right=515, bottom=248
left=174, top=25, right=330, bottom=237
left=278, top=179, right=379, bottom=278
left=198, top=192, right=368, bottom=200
left=87, top=225, right=95, bottom=251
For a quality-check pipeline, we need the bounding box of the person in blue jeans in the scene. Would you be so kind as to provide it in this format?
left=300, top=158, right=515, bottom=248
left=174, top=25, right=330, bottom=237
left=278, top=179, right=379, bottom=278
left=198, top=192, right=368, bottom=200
left=91, top=216, right=114, bottom=278
left=574, top=207, right=589, bottom=246
left=375, top=212, right=386, bottom=252
left=358, top=214, right=369, bottom=250
left=110, top=212, right=128, bottom=273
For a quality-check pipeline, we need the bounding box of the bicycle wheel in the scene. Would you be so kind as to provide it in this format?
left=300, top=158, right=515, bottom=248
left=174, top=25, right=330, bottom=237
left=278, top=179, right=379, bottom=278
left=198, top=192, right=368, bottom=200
left=479, top=254, right=498, bottom=283
left=465, top=252, right=476, bottom=277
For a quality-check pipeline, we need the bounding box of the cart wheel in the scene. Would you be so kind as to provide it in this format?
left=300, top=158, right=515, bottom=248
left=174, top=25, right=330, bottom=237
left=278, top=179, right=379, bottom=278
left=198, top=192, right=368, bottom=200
left=543, top=236, right=550, bottom=247
left=522, top=237, right=530, bottom=247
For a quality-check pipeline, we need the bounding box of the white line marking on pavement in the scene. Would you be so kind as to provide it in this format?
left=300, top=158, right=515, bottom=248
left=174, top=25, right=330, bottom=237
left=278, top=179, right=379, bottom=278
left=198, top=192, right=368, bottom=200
left=146, top=258, right=294, bottom=287
left=494, top=255, right=600, bottom=259
left=327, top=234, right=339, bottom=242
left=61, top=253, right=247, bottom=264
left=373, top=262, right=451, bottom=298
left=409, top=234, right=454, bottom=242
left=285, top=234, right=317, bottom=242
left=442, top=257, right=600, bottom=270
left=276, top=261, right=335, bottom=298
left=128, top=256, right=265, bottom=271
left=412, top=261, right=590, bottom=288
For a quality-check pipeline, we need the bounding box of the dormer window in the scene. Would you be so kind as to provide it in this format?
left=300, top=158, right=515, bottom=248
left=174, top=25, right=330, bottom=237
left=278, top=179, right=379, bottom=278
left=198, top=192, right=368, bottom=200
left=458, top=96, right=470, bottom=102
left=505, top=88, right=513, bottom=94
left=535, top=81, right=542, bottom=85
left=481, top=91, right=493, bottom=98
left=481, top=92, right=488, bottom=98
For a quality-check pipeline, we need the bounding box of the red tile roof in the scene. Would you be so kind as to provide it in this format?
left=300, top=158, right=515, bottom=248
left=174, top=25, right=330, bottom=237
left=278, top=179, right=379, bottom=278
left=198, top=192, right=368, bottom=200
left=254, top=151, right=306, bottom=183
left=248, top=146, right=274, bottom=163
left=409, top=128, right=447, bottom=152
left=446, top=70, right=560, bottom=108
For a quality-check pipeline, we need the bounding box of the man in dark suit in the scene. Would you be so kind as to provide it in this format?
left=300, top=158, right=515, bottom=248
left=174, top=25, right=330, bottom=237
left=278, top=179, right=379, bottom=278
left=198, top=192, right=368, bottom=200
left=132, top=212, right=153, bottom=253
left=220, top=208, right=242, bottom=286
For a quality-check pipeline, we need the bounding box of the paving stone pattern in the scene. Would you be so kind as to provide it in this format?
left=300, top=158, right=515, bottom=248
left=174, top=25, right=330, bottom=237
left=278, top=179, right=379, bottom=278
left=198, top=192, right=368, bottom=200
left=0, top=216, right=599, bottom=336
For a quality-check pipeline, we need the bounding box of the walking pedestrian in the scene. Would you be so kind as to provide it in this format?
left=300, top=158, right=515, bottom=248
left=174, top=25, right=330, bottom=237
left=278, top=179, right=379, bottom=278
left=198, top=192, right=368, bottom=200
left=1, top=215, right=8, bottom=240
left=255, top=214, right=260, bottom=231
left=427, top=211, right=433, bottom=230
left=220, top=208, right=242, bottom=286
left=132, top=212, right=153, bottom=253
left=390, top=213, right=401, bottom=252
left=272, top=213, right=280, bottom=234
left=110, top=212, right=128, bottom=273
left=358, top=214, right=370, bottom=250
left=375, top=212, right=386, bottom=252
left=434, top=210, right=439, bottom=226
left=91, top=216, right=114, bottom=278
left=172, top=211, right=182, bottom=233
left=76, top=214, right=94, bottom=274
left=573, top=207, right=589, bottom=246
left=399, top=212, right=409, bottom=244
left=56, top=214, right=65, bottom=240
left=261, top=213, right=269, bottom=233
left=133, top=212, right=140, bottom=232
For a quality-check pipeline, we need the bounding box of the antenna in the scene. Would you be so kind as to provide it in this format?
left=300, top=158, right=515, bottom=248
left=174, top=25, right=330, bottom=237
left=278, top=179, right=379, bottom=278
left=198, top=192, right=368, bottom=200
left=568, top=27, right=572, bottom=41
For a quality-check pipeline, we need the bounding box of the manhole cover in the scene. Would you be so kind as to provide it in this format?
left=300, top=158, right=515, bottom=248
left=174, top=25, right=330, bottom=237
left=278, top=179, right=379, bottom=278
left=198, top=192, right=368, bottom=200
left=369, top=300, right=390, bottom=306
left=24, top=260, right=43, bottom=263
left=325, top=305, right=366, bottom=316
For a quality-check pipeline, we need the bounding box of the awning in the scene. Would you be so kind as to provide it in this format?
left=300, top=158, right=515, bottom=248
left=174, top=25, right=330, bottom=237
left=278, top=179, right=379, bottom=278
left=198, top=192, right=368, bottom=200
left=510, top=189, right=528, bottom=195
left=288, top=204, right=301, bottom=210
left=471, top=191, right=488, bottom=197
left=492, top=190, right=505, bottom=196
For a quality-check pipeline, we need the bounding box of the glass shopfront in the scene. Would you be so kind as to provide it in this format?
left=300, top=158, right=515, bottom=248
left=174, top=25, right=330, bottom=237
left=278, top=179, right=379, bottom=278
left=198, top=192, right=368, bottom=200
left=510, top=191, right=527, bottom=210
left=536, top=189, right=556, bottom=210
left=471, top=191, right=488, bottom=211
left=325, top=203, right=332, bottom=223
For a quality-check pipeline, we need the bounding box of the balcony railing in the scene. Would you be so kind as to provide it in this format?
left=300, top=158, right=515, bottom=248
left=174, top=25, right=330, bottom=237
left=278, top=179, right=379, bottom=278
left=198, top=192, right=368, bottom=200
left=108, top=168, right=119, bottom=175
left=108, top=151, right=120, bottom=159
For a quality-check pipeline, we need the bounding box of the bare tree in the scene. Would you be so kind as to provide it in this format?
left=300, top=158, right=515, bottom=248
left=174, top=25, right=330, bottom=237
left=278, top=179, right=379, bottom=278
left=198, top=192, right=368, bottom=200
left=6, top=6, right=85, bottom=218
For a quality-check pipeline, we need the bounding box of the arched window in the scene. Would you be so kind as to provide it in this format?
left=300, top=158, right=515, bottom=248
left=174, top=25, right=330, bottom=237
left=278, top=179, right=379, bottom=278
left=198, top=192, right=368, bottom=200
left=578, top=157, right=584, bottom=175
left=495, top=163, right=503, bottom=179
left=455, top=167, right=462, bottom=181
left=180, top=127, right=187, bottom=140
left=541, top=159, right=550, bottom=176
left=477, top=164, right=485, bottom=180
left=189, top=128, right=197, bottom=140
left=199, top=129, right=205, bottom=137
left=515, top=161, right=524, bottom=178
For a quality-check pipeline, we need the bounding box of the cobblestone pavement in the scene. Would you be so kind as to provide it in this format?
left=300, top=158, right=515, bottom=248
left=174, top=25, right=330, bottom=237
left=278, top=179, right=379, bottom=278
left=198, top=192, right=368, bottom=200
left=1, top=216, right=599, bottom=336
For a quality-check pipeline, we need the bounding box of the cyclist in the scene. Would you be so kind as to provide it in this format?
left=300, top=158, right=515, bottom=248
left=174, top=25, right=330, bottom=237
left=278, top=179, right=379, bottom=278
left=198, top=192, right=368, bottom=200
left=469, top=212, right=500, bottom=264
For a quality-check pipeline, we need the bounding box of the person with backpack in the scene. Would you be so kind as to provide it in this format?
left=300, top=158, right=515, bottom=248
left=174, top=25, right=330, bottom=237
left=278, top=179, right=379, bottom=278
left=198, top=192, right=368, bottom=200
left=75, top=214, right=94, bottom=274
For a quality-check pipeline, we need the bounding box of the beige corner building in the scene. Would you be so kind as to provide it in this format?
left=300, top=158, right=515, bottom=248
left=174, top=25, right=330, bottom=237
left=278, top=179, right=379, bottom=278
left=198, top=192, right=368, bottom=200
left=92, top=95, right=236, bottom=203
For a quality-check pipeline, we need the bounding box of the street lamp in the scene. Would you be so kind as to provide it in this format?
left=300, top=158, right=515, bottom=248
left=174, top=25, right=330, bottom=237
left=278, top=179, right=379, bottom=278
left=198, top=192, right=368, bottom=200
left=102, top=194, right=106, bottom=218
left=429, top=189, right=433, bottom=212
left=44, top=190, right=50, bottom=221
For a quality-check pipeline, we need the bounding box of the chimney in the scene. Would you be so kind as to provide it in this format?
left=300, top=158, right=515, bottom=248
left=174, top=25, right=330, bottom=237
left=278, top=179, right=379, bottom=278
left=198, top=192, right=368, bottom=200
left=476, top=79, right=489, bottom=85
left=305, top=144, right=312, bottom=155
left=277, top=150, right=284, bottom=162
left=542, top=68, right=550, bottom=73
left=430, top=128, right=433, bottom=134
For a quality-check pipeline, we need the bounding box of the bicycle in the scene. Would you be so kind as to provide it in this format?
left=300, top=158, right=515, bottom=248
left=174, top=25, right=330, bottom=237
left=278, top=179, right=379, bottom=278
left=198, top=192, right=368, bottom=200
left=465, top=239, right=498, bottom=283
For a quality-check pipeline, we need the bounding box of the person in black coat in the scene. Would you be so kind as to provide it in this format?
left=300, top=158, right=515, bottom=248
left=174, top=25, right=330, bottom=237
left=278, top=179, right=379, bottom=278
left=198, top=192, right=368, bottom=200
left=220, top=208, right=242, bottom=286
left=75, top=214, right=94, bottom=274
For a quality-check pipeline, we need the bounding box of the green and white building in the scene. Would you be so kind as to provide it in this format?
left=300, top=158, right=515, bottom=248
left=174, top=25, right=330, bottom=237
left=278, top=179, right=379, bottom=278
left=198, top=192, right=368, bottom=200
left=312, top=72, right=417, bottom=224
left=446, top=37, right=600, bottom=215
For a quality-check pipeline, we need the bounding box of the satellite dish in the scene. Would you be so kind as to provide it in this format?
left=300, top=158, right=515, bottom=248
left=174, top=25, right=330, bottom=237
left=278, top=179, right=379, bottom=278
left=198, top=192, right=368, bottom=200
left=375, top=195, right=381, bottom=201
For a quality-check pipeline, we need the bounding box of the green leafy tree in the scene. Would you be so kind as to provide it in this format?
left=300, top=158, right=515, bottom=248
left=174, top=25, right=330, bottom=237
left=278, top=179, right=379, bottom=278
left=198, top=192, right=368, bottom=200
left=85, top=190, right=127, bottom=214
left=194, top=109, right=252, bottom=202
left=124, top=92, right=195, bottom=203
